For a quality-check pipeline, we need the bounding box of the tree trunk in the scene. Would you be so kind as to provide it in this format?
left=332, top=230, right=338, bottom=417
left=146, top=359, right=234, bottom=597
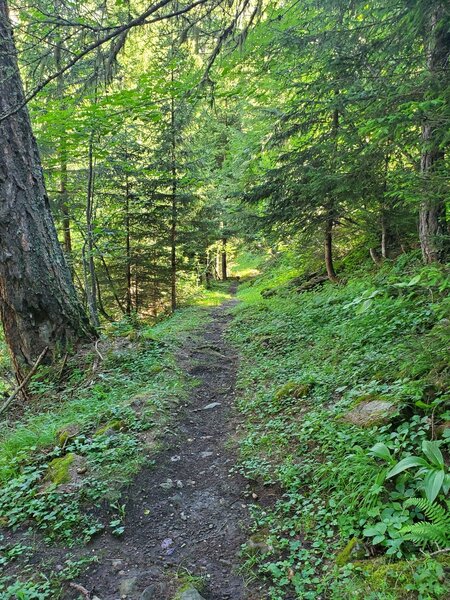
left=221, top=237, right=228, bottom=280
left=0, top=1, right=94, bottom=377
left=324, top=215, right=338, bottom=282
left=170, top=73, right=177, bottom=312
left=125, top=171, right=132, bottom=315
left=55, top=36, right=72, bottom=261
left=85, top=132, right=99, bottom=327
left=419, top=3, right=449, bottom=263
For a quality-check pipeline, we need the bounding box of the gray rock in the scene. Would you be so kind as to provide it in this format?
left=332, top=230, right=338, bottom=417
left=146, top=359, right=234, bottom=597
left=200, top=451, right=213, bottom=458
left=343, top=400, right=396, bottom=427
left=179, top=589, right=206, bottom=600
left=140, top=583, right=167, bottom=599
left=119, top=577, right=137, bottom=596
left=202, top=402, right=221, bottom=410
left=160, top=478, right=174, bottom=490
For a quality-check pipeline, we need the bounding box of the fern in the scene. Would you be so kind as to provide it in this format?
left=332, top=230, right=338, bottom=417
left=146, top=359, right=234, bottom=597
left=401, top=497, right=450, bottom=547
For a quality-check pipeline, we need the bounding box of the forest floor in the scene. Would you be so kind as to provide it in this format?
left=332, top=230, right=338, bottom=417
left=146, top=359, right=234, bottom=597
left=70, top=282, right=264, bottom=600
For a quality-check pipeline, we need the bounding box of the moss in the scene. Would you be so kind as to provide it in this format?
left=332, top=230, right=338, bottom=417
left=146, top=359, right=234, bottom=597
left=351, top=393, right=388, bottom=408
left=56, top=424, right=80, bottom=447
left=350, top=556, right=450, bottom=598
left=46, top=453, right=75, bottom=485
left=336, top=537, right=365, bottom=566
left=273, top=381, right=311, bottom=403
left=94, top=420, right=125, bottom=436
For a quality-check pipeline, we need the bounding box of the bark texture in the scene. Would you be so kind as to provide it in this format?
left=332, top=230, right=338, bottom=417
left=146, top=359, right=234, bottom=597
left=0, top=1, right=94, bottom=375
left=419, top=2, right=449, bottom=263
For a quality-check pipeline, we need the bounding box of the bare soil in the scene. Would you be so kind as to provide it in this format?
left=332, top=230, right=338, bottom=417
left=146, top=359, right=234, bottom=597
left=75, top=288, right=265, bottom=599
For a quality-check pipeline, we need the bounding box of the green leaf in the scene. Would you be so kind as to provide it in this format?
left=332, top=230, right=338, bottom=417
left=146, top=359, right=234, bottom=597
left=423, top=470, right=445, bottom=503
left=406, top=275, right=421, bottom=286
left=386, top=456, right=428, bottom=478
left=421, top=441, right=444, bottom=468
left=369, top=443, right=392, bottom=462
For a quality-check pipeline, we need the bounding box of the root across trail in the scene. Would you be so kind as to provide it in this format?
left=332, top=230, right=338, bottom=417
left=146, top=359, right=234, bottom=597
left=78, top=290, right=261, bottom=599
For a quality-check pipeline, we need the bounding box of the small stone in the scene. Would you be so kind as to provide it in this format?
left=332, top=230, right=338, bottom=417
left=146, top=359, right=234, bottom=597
left=201, top=402, right=221, bottom=410
left=112, top=559, right=124, bottom=571
left=179, top=588, right=206, bottom=600
left=171, top=455, right=181, bottom=462
left=160, top=478, right=174, bottom=490
left=140, top=584, right=163, bottom=600
left=176, top=480, right=183, bottom=488
left=119, top=577, right=137, bottom=596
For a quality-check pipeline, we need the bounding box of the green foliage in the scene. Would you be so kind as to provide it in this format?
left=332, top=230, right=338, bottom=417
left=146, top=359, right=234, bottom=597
left=401, top=498, right=450, bottom=547
left=229, top=251, right=450, bottom=598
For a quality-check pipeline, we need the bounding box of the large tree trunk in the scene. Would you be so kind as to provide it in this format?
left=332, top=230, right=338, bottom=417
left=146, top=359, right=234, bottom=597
left=419, top=3, right=449, bottom=263
left=0, top=1, right=94, bottom=377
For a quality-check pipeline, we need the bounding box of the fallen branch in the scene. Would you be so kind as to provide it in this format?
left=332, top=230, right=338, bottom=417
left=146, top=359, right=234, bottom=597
left=0, top=347, right=49, bottom=416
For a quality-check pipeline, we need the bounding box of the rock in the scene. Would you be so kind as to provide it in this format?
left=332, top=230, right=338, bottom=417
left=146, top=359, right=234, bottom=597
left=436, top=421, right=450, bottom=439
left=336, top=537, right=366, bottom=566
left=179, top=588, right=206, bottom=600
left=112, top=559, right=124, bottom=571
left=273, top=382, right=311, bottom=404
left=140, top=583, right=168, bottom=599
left=200, top=451, right=213, bottom=458
left=119, top=577, right=137, bottom=596
left=44, top=453, right=87, bottom=491
left=201, top=402, right=221, bottom=410
left=160, top=478, right=174, bottom=490
left=343, top=400, right=397, bottom=427
left=94, top=419, right=125, bottom=436
left=57, top=424, right=80, bottom=447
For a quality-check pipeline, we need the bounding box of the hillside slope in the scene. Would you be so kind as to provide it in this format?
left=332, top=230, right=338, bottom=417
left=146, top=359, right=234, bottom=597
left=228, top=251, right=450, bottom=599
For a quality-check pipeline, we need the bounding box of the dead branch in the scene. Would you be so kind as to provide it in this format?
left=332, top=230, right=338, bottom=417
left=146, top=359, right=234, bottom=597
left=0, top=347, right=49, bottom=416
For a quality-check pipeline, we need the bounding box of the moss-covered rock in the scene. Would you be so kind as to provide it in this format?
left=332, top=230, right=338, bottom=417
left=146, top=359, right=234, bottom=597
left=94, top=419, right=125, bottom=436
left=273, top=381, right=311, bottom=403
left=46, top=454, right=75, bottom=485
left=343, top=399, right=397, bottom=427
left=336, top=537, right=365, bottom=566
left=56, top=424, right=80, bottom=447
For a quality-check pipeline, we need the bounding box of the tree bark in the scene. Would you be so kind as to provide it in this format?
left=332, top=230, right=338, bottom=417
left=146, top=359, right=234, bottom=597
left=55, top=34, right=72, bottom=261
left=170, top=70, right=177, bottom=312
left=125, top=170, right=132, bottom=315
left=324, top=215, right=338, bottom=282
left=85, top=132, right=100, bottom=327
left=419, top=3, right=449, bottom=263
left=0, top=0, right=94, bottom=377
left=221, top=237, right=228, bottom=280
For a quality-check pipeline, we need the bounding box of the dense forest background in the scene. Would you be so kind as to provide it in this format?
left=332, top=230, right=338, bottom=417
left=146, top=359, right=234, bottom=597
left=2, top=0, right=449, bottom=351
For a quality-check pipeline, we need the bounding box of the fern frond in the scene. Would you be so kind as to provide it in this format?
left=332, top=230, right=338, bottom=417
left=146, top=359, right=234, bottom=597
left=401, top=523, right=450, bottom=546
left=404, top=497, right=449, bottom=527
left=402, top=497, right=450, bottom=547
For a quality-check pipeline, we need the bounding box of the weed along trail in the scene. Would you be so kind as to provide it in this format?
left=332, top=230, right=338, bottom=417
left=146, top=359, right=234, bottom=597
left=78, top=289, right=259, bottom=600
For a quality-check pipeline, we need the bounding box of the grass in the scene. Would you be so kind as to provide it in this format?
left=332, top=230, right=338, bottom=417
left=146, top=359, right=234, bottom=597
left=228, top=250, right=450, bottom=599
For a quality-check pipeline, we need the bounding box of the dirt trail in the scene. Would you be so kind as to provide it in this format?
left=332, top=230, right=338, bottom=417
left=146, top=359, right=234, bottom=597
left=79, top=287, right=262, bottom=599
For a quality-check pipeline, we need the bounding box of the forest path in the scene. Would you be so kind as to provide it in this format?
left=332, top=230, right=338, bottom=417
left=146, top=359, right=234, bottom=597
left=78, top=284, right=261, bottom=600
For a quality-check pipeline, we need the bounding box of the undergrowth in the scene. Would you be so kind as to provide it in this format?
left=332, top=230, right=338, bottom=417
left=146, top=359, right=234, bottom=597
left=229, top=250, right=450, bottom=599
